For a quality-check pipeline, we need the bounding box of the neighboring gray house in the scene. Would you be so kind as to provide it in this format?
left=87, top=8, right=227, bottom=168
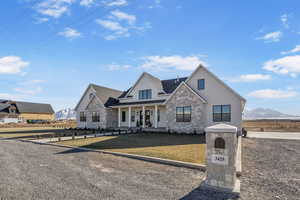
left=75, top=65, right=246, bottom=133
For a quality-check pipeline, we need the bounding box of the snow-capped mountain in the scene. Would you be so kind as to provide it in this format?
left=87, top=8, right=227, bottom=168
left=243, top=108, right=300, bottom=120
left=55, top=108, right=76, bottom=120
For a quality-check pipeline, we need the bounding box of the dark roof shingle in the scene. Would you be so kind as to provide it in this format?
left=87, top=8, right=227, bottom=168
left=161, top=77, right=188, bottom=94
left=15, top=101, right=54, bottom=114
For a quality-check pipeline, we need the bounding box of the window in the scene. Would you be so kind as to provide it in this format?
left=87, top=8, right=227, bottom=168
left=122, top=111, right=126, bottom=122
left=198, top=79, right=205, bottom=90
left=131, top=111, right=135, bottom=122
left=176, top=106, right=192, bottom=122
left=80, top=112, right=86, bottom=122
left=139, top=89, right=152, bottom=100
left=157, top=109, right=160, bottom=122
left=92, top=112, right=100, bottom=122
left=213, top=105, right=231, bottom=122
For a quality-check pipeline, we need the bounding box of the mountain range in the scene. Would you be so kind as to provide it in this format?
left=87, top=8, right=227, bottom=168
left=55, top=108, right=76, bottom=120
left=243, top=108, right=300, bottom=120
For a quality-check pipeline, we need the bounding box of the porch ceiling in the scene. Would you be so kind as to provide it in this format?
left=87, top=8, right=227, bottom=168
left=110, top=99, right=165, bottom=107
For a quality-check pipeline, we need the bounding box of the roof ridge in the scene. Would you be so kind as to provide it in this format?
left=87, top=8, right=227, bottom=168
left=90, top=83, right=122, bottom=93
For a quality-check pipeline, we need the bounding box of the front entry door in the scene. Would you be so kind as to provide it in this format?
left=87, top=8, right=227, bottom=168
left=145, top=110, right=152, bottom=127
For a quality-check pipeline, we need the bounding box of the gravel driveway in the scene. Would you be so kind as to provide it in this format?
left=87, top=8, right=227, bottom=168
left=0, top=139, right=204, bottom=200
left=0, top=138, right=299, bottom=200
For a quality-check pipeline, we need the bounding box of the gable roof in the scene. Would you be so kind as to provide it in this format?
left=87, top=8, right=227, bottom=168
left=124, top=72, right=162, bottom=98
left=186, top=64, right=246, bottom=102
left=164, top=82, right=207, bottom=104
left=161, top=77, right=188, bottom=94
left=0, top=103, right=10, bottom=111
left=75, top=83, right=123, bottom=110
left=119, top=76, right=188, bottom=98
left=15, top=101, right=54, bottom=114
left=91, top=84, right=122, bottom=105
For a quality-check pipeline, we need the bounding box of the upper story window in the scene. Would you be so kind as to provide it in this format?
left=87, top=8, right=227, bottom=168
left=213, top=105, right=231, bottom=122
left=176, top=106, right=192, bottom=122
left=139, top=89, right=152, bottom=100
left=198, top=79, right=205, bottom=90
left=92, top=112, right=100, bottom=122
left=80, top=112, right=86, bottom=122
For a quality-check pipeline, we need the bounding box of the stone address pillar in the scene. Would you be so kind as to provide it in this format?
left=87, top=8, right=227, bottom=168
left=203, top=123, right=240, bottom=194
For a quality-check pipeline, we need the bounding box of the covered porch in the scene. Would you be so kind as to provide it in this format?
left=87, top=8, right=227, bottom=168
left=111, top=101, right=167, bottom=129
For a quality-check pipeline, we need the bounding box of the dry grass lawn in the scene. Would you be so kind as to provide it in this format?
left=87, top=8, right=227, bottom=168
left=57, top=134, right=206, bottom=164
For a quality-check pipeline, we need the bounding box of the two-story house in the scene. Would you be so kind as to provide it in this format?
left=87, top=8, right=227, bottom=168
left=75, top=65, right=246, bottom=133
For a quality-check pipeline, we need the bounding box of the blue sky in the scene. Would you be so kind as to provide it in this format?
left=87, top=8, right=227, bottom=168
left=1, top=0, right=300, bottom=114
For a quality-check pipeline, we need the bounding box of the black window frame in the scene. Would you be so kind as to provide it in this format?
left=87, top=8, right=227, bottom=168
left=80, top=112, right=86, bottom=122
left=198, top=79, right=205, bottom=90
left=138, top=89, right=152, bottom=100
left=122, top=111, right=126, bottom=122
left=176, top=106, right=192, bottom=122
left=213, top=105, right=231, bottom=122
left=157, top=109, right=160, bottom=122
left=92, top=111, right=100, bottom=122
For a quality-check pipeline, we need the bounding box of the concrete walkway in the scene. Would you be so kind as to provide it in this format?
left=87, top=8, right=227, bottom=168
left=247, top=131, right=300, bottom=140
left=32, top=132, right=122, bottom=143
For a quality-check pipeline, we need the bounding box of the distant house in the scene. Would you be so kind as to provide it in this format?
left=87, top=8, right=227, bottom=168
left=75, top=65, right=246, bottom=133
left=0, top=99, right=55, bottom=123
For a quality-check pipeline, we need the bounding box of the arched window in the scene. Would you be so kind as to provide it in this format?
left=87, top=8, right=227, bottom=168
left=215, top=137, right=225, bottom=149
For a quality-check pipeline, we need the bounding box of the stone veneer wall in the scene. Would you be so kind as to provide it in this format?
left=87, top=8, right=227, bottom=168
left=166, top=84, right=206, bottom=133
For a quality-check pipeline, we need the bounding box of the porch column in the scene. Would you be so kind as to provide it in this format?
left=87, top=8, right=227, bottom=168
left=118, top=107, right=121, bottom=128
left=142, top=106, right=145, bottom=128
left=128, top=106, right=131, bottom=127
left=154, top=105, right=158, bottom=128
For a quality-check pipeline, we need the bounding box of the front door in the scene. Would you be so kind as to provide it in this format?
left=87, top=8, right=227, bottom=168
left=145, top=110, right=152, bottom=127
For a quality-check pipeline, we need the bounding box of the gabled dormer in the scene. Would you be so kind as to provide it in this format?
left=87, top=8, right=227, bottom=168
left=120, top=72, right=165, bottom=102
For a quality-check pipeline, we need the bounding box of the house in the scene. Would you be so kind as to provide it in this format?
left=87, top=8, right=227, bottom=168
left=0, top=100, right=55, bottom=123
left=75, top=65, right=246, bottom=133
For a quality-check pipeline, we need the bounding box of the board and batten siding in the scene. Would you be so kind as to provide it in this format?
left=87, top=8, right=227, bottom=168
left=186, top=67, right=243, bottom=129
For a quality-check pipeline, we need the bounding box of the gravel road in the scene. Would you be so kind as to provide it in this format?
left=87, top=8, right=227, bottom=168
left=0, top=138, right=299, bottom=200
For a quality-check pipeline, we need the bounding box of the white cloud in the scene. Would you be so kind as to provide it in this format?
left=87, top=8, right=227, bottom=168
left=229, top=74, right=271, bottom=82
left=248, top=89, right=298, bottom=99
left=263, top=55, right=300, bottom=77
left=110, top=10, right=136, bottom=25
left=141, top=55, right=207, bottom=71
left=281, top=45, right=300, bottom=55
left=103, top=0, right=128, bottom=7
left=95, top=19, right=129, bottom=40
left=256, top=31, right=282, bottom=43
left=14, top=86, right=43, bottom=96
left=107, top=64, right=131, bottom=71
left=36, top=0, right=75, bottom=18
left=0, top=93, right=25, bottom=100
left=35, top=17, right=49, bottom=24
left=80, top=0, right=95, bottom=7
left=280, top=14, right=290, bottom=29
left=58, top=27, right=81, bottom=39
left=0, top=56, right=29, bottom=74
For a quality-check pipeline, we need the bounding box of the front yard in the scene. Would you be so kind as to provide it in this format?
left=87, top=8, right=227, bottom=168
left=57, top=133, right=206, bottom=164
left=0, top=127, right=62, bottom=139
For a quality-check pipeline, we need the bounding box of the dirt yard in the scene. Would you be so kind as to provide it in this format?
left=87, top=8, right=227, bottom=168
left=243, top=119, right=300, bottom=132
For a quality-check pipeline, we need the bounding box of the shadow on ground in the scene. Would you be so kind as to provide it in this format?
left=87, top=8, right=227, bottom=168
left=56, top=133, right=206, bottom=154
left=180, top=184, right=240, bottom=200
